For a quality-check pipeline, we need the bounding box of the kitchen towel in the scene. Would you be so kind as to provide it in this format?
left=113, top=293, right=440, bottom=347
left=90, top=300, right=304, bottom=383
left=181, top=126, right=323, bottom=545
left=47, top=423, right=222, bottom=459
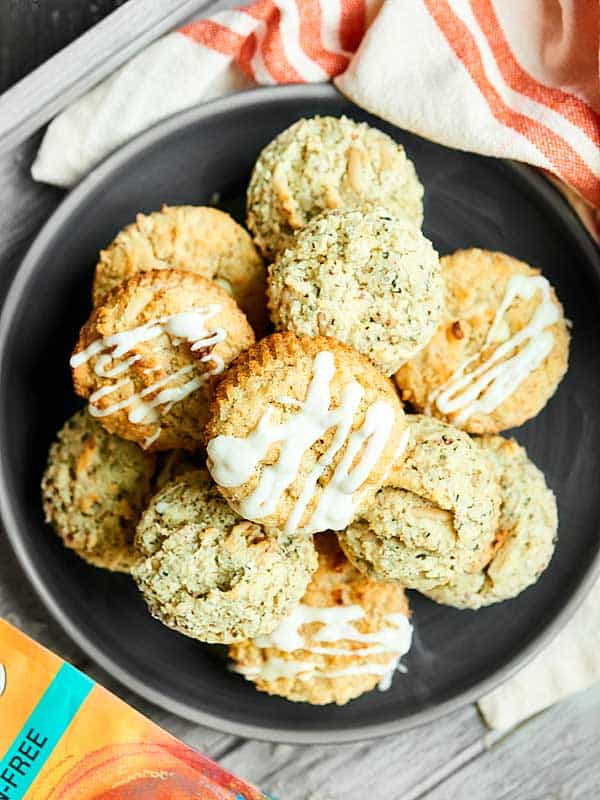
left=31, top=0, right=600, bottom=242
left=31, top=0, right=381, bottom=188
left=478, top=578, right=600, bottom=731
left=30, top=0, right=600, bottom=730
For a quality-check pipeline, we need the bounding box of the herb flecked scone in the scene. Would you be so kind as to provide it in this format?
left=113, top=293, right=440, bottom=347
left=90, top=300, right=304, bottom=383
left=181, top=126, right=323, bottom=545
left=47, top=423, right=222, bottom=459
left=42, top=409, right=155, bottom=572
left=131, top=469, right=318, bottom=644
left=424, top=435, right=558, bottom=609
left=247, top=115, right=424, bottom=260
left=92, top=205, right=268, bottom=335
left=337, top=415, right=500, bottom=592
left=229, top=533, right=412, bottom=705
left=205, top=333, right=407, bottom=535
left=268, top=206, right=443, bottom=375
left=394, top=249, right=570, bottom=433
left=71, top=269, right=255, bottom=452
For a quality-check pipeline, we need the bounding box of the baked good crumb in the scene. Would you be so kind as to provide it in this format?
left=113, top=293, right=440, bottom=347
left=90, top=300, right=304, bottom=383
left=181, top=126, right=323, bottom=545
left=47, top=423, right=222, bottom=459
left=42, top=409, right=155, bottom=572
left=132, top=469, right=318, bottom=644
left=229, top=533, right=412, bottom=704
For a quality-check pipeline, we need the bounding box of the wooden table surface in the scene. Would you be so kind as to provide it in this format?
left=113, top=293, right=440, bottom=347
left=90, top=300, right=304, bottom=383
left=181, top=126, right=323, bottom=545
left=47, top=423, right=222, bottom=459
left=1, top=3, right=600, bottom=798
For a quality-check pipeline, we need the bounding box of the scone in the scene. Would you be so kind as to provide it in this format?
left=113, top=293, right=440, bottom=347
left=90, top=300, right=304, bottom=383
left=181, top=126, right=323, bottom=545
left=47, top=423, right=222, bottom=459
left=247, top=115, right=424, bottom=259
left=42, top=409, right=155, bottom=572
left=131, top=469, right=317, bottom=644
left=395, top=249, right=570, bottom=433
left=71, top=270, right=255, bottom=451
left=268, top=206, right=443, bottom=375
left=205, top=333, right=407, bottom=535
left=229, top=533, right=412, bottom=705
left=425, top=435, right=558, bottom=609
left=338, top=415, right=499, bottom=591
left=92, top=205, right=267, bottom=335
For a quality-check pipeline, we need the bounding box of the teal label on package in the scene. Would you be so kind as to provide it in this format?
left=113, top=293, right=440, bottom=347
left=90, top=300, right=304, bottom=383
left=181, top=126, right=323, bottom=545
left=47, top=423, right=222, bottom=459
left=0, top=662, right=93, bottom=799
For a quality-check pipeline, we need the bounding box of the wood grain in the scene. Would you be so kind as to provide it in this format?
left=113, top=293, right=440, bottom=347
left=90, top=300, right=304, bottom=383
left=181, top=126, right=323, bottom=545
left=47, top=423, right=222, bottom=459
left=0, top=0, right=211, bottom=154
left=0, top=1, right=127, bottom=92
left=422, top=686, right=600, bottom=799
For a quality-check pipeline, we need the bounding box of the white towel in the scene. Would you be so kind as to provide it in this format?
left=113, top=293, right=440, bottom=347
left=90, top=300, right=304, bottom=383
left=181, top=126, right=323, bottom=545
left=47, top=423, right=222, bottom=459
left=479, top=579, right=600, bottom=730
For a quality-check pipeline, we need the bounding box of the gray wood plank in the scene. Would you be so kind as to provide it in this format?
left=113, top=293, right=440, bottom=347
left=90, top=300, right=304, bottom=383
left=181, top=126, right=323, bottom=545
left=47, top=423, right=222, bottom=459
left=421, top=684, right=600, bottom=800
left=0, top=133, right=63, bottom=299
left=0, top=1, right=127, bottom=93
left=0, top=0, right=213, bottom=154
left=214, top=706, right=485, bottom=800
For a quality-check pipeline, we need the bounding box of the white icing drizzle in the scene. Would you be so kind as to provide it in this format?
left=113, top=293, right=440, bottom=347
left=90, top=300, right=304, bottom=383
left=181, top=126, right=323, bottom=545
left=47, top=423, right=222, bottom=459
left=379, top=425, right=411, bottom=487
left=255, top=606, right=408, bottom=652
left=70, top=307, right=226, bottom=444
left=235, top=604, right=412, bottom=692
left=235, top=658, right=400, bottom=684
left=431, top=275, right=560, bottom=424
left=392, top=427, right=411, bottom=463
left=207, top=351, right=396, bottom=533
left=214, top=277, right=233, bottom=295
left=143, top=428, right=162, bottom=449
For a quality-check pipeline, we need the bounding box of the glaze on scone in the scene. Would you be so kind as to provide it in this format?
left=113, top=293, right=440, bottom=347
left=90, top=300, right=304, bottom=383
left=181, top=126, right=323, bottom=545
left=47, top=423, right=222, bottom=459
left=132, top=469, right=317, bottom=644
left=247, top=116, right=424, bottom=259
left=71, top=270, right=255, bottom=451
left=229, top=533, right=412, bottom=705
left=92, top=205, right=267, bottom=335
left=42, top=409, right=155, bottom=572
left=268, top=206, right=443, bottom=375
left=205, top=333, right=407, bottom=535
left=338, top=415, right=500, bottom=591
left=394, top=249, right=570, bottom=433
left=425, top=435, right=558, bottom=608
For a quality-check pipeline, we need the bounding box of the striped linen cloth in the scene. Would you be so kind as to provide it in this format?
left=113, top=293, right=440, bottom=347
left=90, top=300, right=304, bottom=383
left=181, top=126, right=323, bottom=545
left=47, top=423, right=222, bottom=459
left=31, top=0, right=600, bottom=729
left=32, top=0, right=600, bottom=243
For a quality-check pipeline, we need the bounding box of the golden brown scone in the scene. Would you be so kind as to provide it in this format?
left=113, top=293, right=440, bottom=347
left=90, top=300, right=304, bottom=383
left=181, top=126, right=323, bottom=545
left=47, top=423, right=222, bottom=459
left=206, top=333, right=407, bottom=534
left=92, top=205, right=268, bottom=335
left=394, top=249, right=570, bottom=433
left=229, top=533, right=412, bottom=705
left=424, top=435, right=558, bottom=609
left=247, top=116, right=424, bottom=260
left=338, top=415, right=500, bottom=591
left=41, top=409, right=155, bottom=572
left=71, top=269, right=255, bottom=451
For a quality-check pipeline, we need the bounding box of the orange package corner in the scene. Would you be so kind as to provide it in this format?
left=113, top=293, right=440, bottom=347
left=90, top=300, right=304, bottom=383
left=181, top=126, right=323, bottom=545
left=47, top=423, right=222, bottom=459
left=0, top=619, right=268, bottom=800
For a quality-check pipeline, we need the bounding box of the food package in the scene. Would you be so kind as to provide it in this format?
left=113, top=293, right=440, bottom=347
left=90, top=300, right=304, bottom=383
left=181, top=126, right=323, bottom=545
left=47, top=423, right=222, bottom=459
left=0, top=618, right=269, bottom=799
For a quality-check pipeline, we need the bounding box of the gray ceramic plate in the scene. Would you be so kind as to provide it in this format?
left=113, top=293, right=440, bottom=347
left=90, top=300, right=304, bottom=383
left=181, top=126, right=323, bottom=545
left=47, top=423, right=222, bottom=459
left=1, top=85, right=600, bottom=744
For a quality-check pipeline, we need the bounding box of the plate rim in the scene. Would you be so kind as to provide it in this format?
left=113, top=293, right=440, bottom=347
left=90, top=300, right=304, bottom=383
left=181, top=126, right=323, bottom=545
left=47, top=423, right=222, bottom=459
left=1, top=83, right=599, bottom=744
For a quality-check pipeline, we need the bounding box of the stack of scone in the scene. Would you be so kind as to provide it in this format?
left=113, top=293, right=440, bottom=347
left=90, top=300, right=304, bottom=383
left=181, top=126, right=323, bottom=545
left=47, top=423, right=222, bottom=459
left=42, top=115, right=570, bottom=706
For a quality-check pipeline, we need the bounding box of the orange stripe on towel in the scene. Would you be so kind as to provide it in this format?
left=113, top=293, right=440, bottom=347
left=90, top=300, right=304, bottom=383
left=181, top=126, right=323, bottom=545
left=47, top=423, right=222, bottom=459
left=180, top=19, right=246, bottom=56
left=425, top=0, right=600, bottom=207
left=339, top=0, right=367, bottom=53
left=296, top=0, right=350, bottom=76
left=243, top=0, right=305, bottom=83
left=471, top=0, right=600, bottom=150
